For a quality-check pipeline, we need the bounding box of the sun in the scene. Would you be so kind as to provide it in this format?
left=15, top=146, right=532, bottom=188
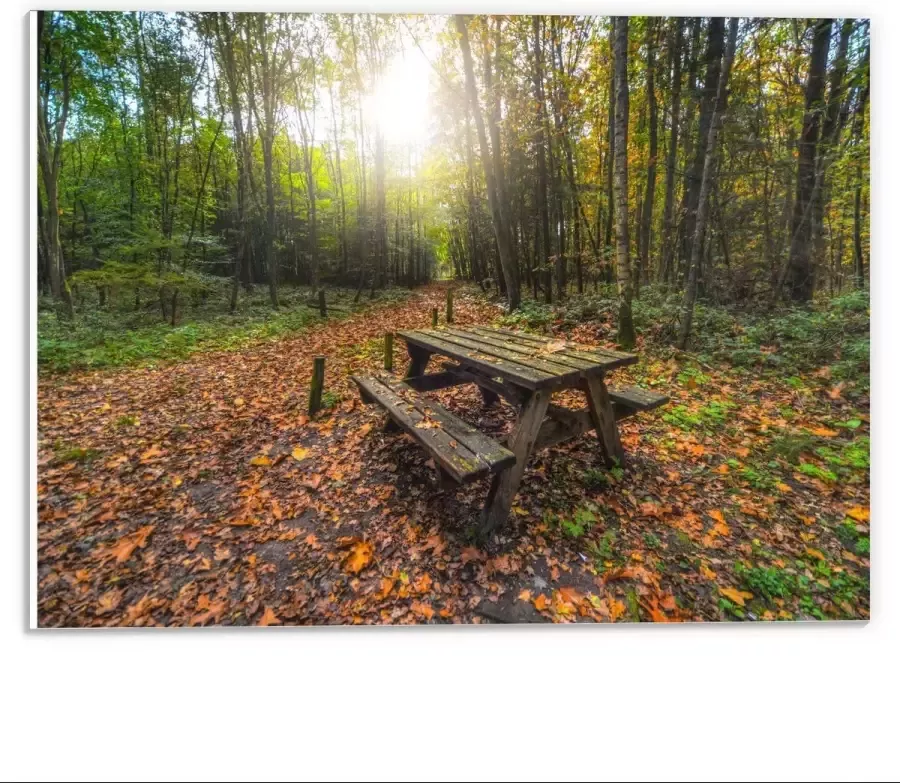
left=364, top=50, right=431, bottom=147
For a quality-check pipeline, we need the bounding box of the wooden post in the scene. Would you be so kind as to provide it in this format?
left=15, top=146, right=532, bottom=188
left=446, top=288, right=454, bottom=323
left=309, top=356, right=325, bottom=415
left=384, top=332, right=394, bottom=372
left=431, top=307, right=438, bottom=328
left=318, top=289, right=327, bottom=318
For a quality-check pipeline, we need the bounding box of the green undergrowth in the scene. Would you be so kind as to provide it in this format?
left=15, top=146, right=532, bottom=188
left=497, top=285, right=869, bottom=389
left=38, top=284, right=411, bottom=374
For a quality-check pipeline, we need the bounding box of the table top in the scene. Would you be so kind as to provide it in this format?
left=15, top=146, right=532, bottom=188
left=397, top=325, right=637, bottom=390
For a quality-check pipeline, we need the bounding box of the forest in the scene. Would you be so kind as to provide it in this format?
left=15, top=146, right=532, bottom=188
left=36, top=14, right=870, bottom=627
left=38, top=13, right=869, bottom=341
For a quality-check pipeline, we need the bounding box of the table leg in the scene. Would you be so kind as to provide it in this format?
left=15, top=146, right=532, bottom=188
left=478, top=386, right=500, bottom=407
left=582, top=375, right=625, bottom=467
left=403, top=344, right=433, bottom=379
left=480, top=388, right=551, bottom=535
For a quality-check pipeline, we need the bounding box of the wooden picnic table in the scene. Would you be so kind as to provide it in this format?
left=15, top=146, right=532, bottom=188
left=352, top=326, right=667, bottom=534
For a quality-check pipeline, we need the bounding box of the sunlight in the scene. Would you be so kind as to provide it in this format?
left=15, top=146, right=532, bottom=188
left=364, top=50, right=431, bottom=146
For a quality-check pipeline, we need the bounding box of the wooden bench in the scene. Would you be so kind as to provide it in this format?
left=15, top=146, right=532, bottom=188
left=351, top=373, right=515, bottom=484
left=608, top=386, right=669, bottom=420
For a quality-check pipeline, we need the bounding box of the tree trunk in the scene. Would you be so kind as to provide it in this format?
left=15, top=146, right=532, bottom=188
left=659, top=18, right=683, bottom=284
left=531, top=16, right=553, bottom=304
left=680, top=18, right=725, bottom=285
left=678, top=19, right=739, bottom=349
left=36, top=11, right=74, bottom=319
left=639, top=18, right=660, bottom=288
left=785, top=19, right=832, bottom=302
left=455, top=15, right=521, bottom=309
left=612, top=17, right=636, bottom=349
left=812, top=19, right=853, bottom=280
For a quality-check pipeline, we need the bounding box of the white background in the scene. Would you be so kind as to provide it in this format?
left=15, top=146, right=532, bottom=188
left=3, top=1, right=897, bottom=781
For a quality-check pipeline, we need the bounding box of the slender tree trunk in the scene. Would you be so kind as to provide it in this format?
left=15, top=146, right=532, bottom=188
left=455, top=15, right=521, bottom=309
left=36, top=11, right=74, bottom=319
left=612, top=17, right=636, bottom=349
left=531, top=16, right=552, bottom=304
left=660, top=18, right=683, bottom=284
left=680, top=17, right=725, bottom=285
left=678, top=19, right=739, bottom=349
left=785, top=19, right=832, bottom=302
left=812, top=19, right=853, bottom=281
left=639, top=18, right=660, bottom=287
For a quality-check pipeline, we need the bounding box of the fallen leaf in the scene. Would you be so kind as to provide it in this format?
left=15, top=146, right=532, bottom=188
left=719, top=587, right=752, bottom=607
left=342, top=539, right=374, bottom=574
left=533, top=594, right=549, bottom=611
left=250, top=455, right=272, bottom=467
left=846, top=506, right=869, bottom=523
left=96, top=588, right=123, bottom=615
left=291, top=446, right=310, bottom=462
left=258, top=607, right=281, bottom=627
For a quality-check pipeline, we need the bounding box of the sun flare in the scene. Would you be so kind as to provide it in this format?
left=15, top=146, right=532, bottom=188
left=364, top=51, right=431, bottom=146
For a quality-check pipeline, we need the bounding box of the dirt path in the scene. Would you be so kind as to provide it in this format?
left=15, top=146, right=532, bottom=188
left=37, top=283, right=869, bottom=626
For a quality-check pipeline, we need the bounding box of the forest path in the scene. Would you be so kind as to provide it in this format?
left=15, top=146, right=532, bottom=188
left=37, top=284, right=870, bottom=626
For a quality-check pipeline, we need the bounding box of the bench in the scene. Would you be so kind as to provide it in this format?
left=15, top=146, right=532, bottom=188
left=351, top=373, right=515, bottom=484
left=608, top=386, right=669, bottom=420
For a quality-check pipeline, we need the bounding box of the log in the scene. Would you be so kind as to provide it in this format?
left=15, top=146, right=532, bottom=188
left=431, top=307, right=438, bottom=328
left=446, top=288, right=454, bottom=323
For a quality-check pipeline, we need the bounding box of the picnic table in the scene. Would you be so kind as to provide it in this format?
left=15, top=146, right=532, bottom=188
left=351, top=326, right=667, bottom=534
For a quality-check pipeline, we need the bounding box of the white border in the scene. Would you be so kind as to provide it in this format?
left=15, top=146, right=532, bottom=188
left=7, top=3, right=899, bottom=782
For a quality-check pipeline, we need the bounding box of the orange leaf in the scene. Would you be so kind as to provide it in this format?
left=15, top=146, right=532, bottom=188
left=533, top=594, right=549, bottom=611
left=805, top=547, right=826, bottom=561
left=342, top=539, right=374, bottom=574
left=700, top=564, right=717, bottom=580
left=719, top=587, right=751, bottom=607
left=411, top=601, right=435, bottom=621
left=518, top=589, right=532, bottom=602
left=846, top=506, right=869, bottom=523
left=809, top=427, right=838, bottom=437
left=258, top=607, right=281, bottom=626
left=250, top=455, right=272, bottom=466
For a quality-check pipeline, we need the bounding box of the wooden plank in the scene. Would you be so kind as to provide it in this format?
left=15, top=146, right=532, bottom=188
left=582, top=376, right=625, bottom=467
left=440, top=327, right=603, bottom=373
left=481, top=388, right=551, bottom=534
left=374, top=374, right=515, bottom=469
left=352, top=374, right=515, bottom=481
left=608, top=385, right=669, bottom=412
left=445, top=365, right=529, bottom=408
left=403, top=371, right=466, bottom=393
left=397, top=330, right=555, bottom=390
left=470, top=326, right=637, bottom=369
left=417, top=329, right=593, bottom=386
left=466, top=326, right=634, bottom=371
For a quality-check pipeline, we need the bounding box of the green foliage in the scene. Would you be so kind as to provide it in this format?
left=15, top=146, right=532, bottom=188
left=735, top=562, right=794, bottom=601
left=320, top=390, right=342, bottom=410
left=554, top=506, right=598, bottom=539
left=54, top=444, right=100, bottom=463
left=39, top=285, right=405, bottom=373
left=498, top=300, right=555, bottom=332
left=796, top=463, right=839, bottom=483
left=583, top=467, right=609, bottom=490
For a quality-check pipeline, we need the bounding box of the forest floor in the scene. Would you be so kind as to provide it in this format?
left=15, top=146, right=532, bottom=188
left=37, top=283, right=870, bottom=625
